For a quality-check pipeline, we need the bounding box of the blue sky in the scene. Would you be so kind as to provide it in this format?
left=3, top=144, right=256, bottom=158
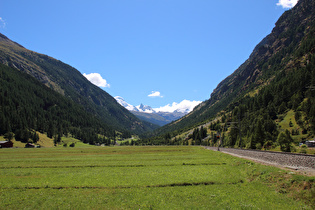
left=0, top=0, right=297, bottom=109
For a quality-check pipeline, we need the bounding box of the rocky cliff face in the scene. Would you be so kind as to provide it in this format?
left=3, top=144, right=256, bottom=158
left=211, top=0, right=315, bottom=102
left=0, top=34, right=58, bottom=91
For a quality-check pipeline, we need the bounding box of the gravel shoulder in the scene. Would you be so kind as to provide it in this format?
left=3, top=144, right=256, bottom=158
left=205, top=147, right=315, bottom=176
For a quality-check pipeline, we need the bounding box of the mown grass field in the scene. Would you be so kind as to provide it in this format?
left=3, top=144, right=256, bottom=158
left=0, top=146, right=313, bottom=209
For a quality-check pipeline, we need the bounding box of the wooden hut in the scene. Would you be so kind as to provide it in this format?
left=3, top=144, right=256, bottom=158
left=0, top=141, right=13, bottom=148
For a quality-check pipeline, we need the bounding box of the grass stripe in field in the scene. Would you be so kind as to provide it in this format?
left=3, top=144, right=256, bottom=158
left=0, top=179, right=245, bottom=190
left=0, top=162, right=226, bottom=169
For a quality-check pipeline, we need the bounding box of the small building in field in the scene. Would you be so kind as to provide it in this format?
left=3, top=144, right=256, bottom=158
left=25, top=143, right=36, bottom=148
left=0, top=141, right=13, bottom=148
left=305, top=140, right=315, bottom=147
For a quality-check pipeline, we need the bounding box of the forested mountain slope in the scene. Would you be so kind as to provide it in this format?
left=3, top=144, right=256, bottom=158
left=0, top=63, right=118, bottom=144
left=147, top=0, right=315, bottom=147
left=0, top=33, right=156, bottom=134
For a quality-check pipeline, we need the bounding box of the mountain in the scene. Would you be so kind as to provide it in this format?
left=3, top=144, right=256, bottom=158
left=0, top=63, right=117, bottom=144
left=145, top=0, right=315, bottom=147
left=115, top=96, right=201, bottom=126
left=0, top=33, right=157, bottom=139
left=137, top=104, right=155, bottom=113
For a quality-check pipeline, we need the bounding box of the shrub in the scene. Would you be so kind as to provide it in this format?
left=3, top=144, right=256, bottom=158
left=255, top=143, right=262, bottom=150
left=69, top=143, right=75, bottom=147
left=263, top=140, right=273, bottom=150
left=299, top=144, right=308, bottom=154
left=4, top=132, right=14, bottom=141
left=289, top=120, right=293, bottom=127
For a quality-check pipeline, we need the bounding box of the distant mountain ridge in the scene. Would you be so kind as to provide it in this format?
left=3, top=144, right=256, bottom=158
left=115, top=96, right=201, bottom=126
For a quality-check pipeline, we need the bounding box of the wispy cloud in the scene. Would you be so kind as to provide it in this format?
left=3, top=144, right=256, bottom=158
left=276, top=0, right=298, bottom=9
left=148, top=91, right=163, bottom=98
left=0, top=17, right=6, bottom=28
left=154, top=99, right=202, bottom=113
left=83, top=73, right=110, bottom=88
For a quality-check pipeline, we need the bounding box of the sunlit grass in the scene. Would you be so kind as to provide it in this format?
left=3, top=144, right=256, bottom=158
left=278, top=110, right=308, bottom=142
left=0, top=146, right=312, bottom=209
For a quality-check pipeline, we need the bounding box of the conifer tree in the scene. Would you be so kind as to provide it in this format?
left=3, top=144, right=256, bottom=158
left=277, top=130, right=293, bottom=152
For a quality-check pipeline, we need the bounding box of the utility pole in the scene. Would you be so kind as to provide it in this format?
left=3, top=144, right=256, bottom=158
left=217, top=111, right=243, bottom=151
left=217, top=124, right=225, bottom=151
left=238, top=114, right=242, bottom=149
left=225, top=119, right=242, bottom=149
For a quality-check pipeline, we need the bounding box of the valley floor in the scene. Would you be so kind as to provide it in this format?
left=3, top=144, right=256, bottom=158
left=0, top=146, right=313, bottom=209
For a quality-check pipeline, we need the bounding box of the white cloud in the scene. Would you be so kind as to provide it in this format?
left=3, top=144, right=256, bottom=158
left=148, top=91, right=163, bottom=98
left=0, top=17, right=6, bottom=28
left=276, top=0, right=298, bottom=9
left=154, top=99, right=202, bottom=113
left=83, top=73, right=110, bottom=88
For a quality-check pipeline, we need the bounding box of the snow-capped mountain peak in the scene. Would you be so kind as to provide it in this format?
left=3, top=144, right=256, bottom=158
left=115, top=96, right=202, bottom=114
left=136, top=104, right=155, bottom=113
left=114, top=96, right=139, bottom=112
left=115, top=96, right=203, bottom=126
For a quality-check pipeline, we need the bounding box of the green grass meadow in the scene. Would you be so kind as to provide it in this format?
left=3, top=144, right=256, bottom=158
left=0, top=146, right=313, bottom=209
